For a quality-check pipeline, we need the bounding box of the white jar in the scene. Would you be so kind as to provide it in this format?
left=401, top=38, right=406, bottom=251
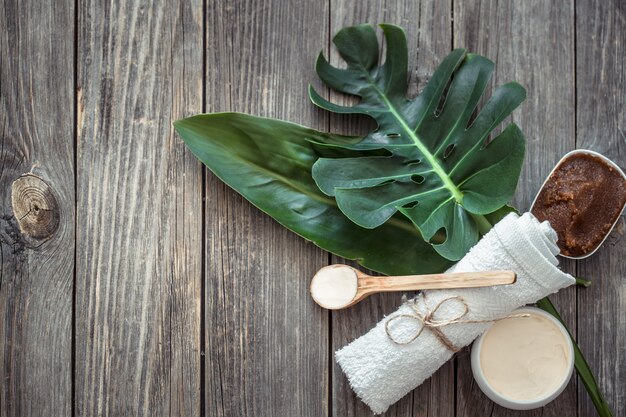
left=470, top=306, right=575, bottom=410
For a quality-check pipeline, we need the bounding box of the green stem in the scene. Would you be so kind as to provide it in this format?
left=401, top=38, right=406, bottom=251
left=537, top=297, right=613, bottom=417
left=575, top=276, right=592, bottom=287
left=471, top=213, right=493, bottom=235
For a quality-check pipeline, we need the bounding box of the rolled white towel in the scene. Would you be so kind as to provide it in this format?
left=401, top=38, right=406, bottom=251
left=335, top=212, right=575, bottom=414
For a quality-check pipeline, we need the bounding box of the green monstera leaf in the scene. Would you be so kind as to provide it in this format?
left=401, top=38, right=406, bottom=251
left=174, top=113, right=453, bottom=275
left=309, top=24, right=526, bottom=261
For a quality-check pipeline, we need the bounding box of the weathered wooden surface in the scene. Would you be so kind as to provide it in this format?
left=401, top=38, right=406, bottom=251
left=576, top=0, right=625, bottom=415
left=205, top=1, right=329, bottom=416
left=1, top=0, right=624, bottom=416
left=75, top=1, right=202, bottom=416
left=0, top=0, right=75, bottom=415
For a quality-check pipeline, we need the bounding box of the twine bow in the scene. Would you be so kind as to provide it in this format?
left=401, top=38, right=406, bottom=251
left=384, top=294, right=529, bottom=352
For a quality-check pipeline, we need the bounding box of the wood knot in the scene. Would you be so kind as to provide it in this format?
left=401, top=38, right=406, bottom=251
left=11, top=174, right=60, bottom=240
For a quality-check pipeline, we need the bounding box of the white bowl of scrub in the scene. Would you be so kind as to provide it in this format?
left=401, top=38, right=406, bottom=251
left=470, top=307, right=574, bottom=410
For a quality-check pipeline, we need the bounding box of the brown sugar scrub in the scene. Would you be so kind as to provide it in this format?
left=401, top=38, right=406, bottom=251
left=532, top=151, right=626, bottom=257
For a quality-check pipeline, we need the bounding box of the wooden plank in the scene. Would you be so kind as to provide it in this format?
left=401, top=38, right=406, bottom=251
left=204, top=1, right=329, bottom=416
left=575, top=1, right=625, bottom=415
left=327, top=2, right=455, bottom=416
left=454, top=1, right=577, bottom=416
left=75, top=1, right=203, bottom=415
left=0, top=0, right=75, bottom=415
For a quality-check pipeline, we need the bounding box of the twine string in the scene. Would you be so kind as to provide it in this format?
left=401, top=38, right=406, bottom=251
left=384, top=293, right=530, bottom=352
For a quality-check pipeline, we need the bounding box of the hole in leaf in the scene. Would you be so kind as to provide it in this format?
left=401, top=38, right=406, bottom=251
left=404, top=159, right=421, bottom=166
left=429, top=227, right=447, bottom=245
left=377, top=179, right=395, bottom=187
left=434, top=76, right=454, bottom=117
left=411, top=174, right=425, bottom=184
left=443, top=144, right=455, bottom=159
left=466, top=108, right=479, bottom=130
left=313, top=146, right=391, bottom=159
left=368, top=149, right=393, bottom=157
left=387, top=133, right=401, bottom=138
left=481, top=134, right=492, bottom=149
left=402, top=201, right=418, bottom=209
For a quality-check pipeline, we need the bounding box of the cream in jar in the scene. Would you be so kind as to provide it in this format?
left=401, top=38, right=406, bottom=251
left=471, top=307, right=574, bottom=410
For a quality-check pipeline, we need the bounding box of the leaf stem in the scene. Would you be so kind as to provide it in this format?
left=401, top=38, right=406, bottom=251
left=575, top=276, right=592, bottom=287
left=536, top=297, right=613, bottom=417
left=471, top=213, right=493, bottom=235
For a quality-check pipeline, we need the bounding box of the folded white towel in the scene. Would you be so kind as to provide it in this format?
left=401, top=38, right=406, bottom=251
left=335, top=213, right=575, bottom=414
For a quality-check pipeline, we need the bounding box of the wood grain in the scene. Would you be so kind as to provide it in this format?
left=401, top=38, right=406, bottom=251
left=454, top=1, right=577, bottom=416
left=576, top=0, right=625, bottom=415
left=328, top=1, right=455, bottom=416
left=354, top=270, right=517, bottom=302
left=0, top=0, right=75, bottom=415
left=205, top=1, right=329, bottom=416
left=1, top=1, right=622, bottom=416
left=75, top=1, right=203, bottom=415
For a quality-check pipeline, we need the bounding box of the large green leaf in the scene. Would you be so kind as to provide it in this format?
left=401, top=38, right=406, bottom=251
left=309, top=24, right=526, bottom=261
left=174, top=113, right=453, bottom=275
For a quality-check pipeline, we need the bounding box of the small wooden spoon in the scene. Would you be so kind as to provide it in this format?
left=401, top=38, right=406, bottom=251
left=310, top=264, right=517, bottom=310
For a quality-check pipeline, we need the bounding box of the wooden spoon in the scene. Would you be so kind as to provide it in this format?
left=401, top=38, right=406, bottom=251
left=310, top=264, right=517, bottom=310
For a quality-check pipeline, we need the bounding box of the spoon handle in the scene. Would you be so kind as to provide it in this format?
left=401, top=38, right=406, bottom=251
left=357, top=270, right=516, bottom=294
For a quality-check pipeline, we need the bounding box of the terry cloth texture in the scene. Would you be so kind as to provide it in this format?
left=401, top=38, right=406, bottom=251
left=335, top=213, right=575, bottom=414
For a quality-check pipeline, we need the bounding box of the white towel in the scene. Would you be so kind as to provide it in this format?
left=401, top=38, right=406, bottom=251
left=335, top=213, right=575, bottom=414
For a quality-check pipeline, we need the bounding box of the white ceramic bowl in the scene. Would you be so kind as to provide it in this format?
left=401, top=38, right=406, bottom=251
left=470, top=307, right=575, bottom=410
left=530, top=149, right=626, bottom=260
